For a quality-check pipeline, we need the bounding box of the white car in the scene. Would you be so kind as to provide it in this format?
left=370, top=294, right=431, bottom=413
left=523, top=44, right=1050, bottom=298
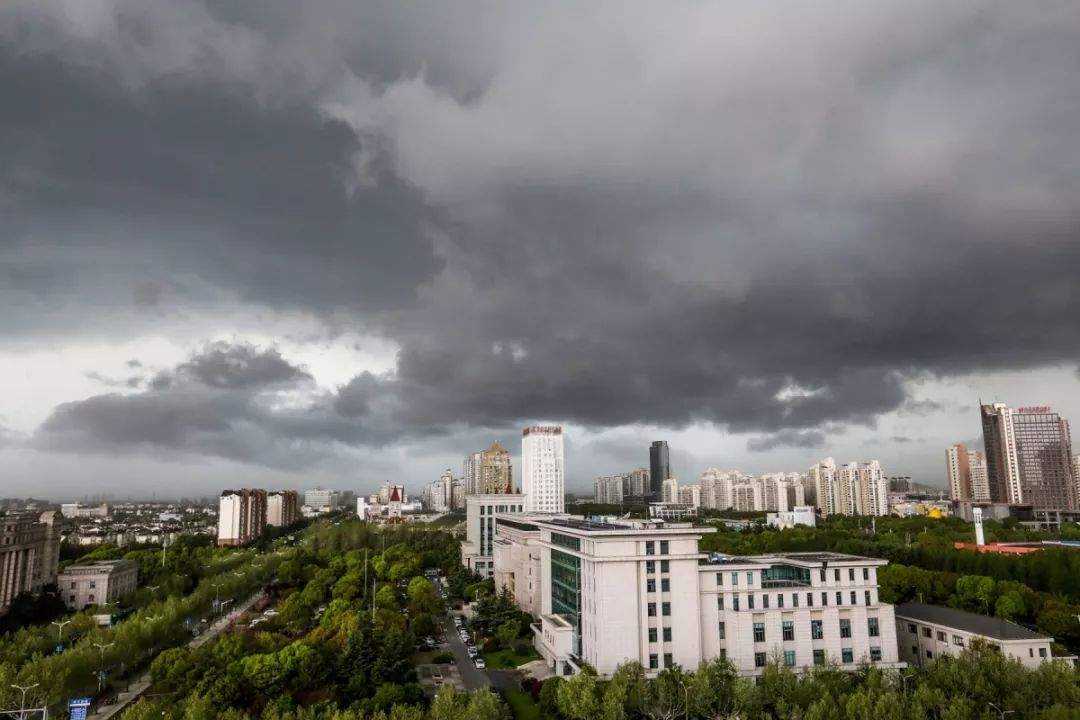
left=467, top=646, right=478, bottom=657
left=474, top=658, right=486, bottom=669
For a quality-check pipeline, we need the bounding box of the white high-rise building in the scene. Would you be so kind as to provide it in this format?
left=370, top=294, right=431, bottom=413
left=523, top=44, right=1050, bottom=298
left=810, top=458, right=888, bottom=517
left=858, top=461, right=889, bottom=516
left=678, top=484, right=701, bottom=508
left=594, top=475, right=625, bottom=504
left=464, top=451, right=483, bottom=495
left=522, top=426, right=565, bottom=513
left=810, top=458, right=838, bottom=516
left=661, top=477, right=680, bottom=504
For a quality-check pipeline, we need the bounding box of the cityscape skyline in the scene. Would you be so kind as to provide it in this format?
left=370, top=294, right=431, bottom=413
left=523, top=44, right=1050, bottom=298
left=2, top=3, right=1080, bottom=503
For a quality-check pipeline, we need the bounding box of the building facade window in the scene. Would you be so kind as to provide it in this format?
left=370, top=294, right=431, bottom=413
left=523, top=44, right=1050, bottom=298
left=863, top=568, right=869, bottom=581
left=663, top=627, right=672, bottom=642
left=784, top=650, right=796, bottom=667
left=753, top=623, right=765, bottom=642
left=649, top=654, right=658, bottom=669
left=663, top=653, right=673, bottom=667
left=648, top=603, right=656, bottom=617
left=645, top=541, right=655, bottom=555
left=865, top=590, right=871, bottom=606
left=661, top=578, right=670, bottom=592
left=649, top=628, right=657, bottom=643
left=840, top=619, right=851, bottom=639
left=777, top=593, right=784, bottom=608
left=661, top=602, right=671, bottom=616
left=762, top=594, right=769, bottom=609
left=953, top=635, right=964, bottom=647
left=733, top=596, right=740, bottom=611
left=661, top=561, right=670, bottom=573
left=868, top=617, right=879, bottom=637
left=717, top=596, right=724, bottom=610
left=870, top=646, right=882, bottom=662
left=813, top=649, right=825, bottom=665
left=718, top=622, right=726, bottom=640
left=646, top=561, right=655, bottom=574
left=754, top=652, right=766, bottom=668
left=811, top=620, right=823, bottom=639
left=647, top=579, right=656, bottom=593
left=842, top=648, right=854, bottom=664
left=747, top=594, right=755, bottom=610
left=783, top=621, right=795, bottom=641
left=660, top=541, right=670, bottom=554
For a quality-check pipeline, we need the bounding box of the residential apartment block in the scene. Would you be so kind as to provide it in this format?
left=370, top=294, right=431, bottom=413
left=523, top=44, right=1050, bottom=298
left=811, top=458, right=888, bottom=517
left=217, top=488, right=268, bottom=546
left=267, top=490, right=300, bottom=527
left=490, top=514, right=901, bottom=678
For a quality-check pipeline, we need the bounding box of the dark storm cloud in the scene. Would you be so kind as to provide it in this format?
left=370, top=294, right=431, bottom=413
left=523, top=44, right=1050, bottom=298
left=747, top=430, right=827, bottom=453
left=37, top=343, right=371, bottom=467
left=0, top=38, right=442, bottom=338
left=6, top=1, right=1080, bottom=479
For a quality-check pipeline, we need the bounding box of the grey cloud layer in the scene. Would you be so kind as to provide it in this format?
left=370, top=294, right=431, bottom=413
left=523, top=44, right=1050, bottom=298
left=4, top=1, right=1080, bottom=478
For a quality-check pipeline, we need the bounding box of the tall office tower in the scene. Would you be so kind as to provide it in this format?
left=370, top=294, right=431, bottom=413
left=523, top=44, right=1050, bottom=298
left=946, top=444, right=973, bottom=500
left=809, top=458, right=837, bottom=516
left=479, top=441, right=514, bottom=493
left=981, top=403, right=1019, bottom=503
left=858, top=461, right=889, bottom=516
left=267, top=490, right=299, bottom=527
left=982, top=403, right=1077, bottom=509
left=217, top=489, right=267, bottom=546
left=522, top=426, right=565, bottom=512
left=649, top=441, right=671, bottom=499
left=463, top=451, right=483, bottom=494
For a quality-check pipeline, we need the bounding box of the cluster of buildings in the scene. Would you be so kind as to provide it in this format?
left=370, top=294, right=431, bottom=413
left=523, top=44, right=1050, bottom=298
left=476, top=506, right=1071, bottom=681
left=948, top=404, right=1079, bottom=519
left=217, top=489, right=300, bottom=546
left=62, top=501, right=218, bottom=547
left=809, top=459, right=890, bottom=517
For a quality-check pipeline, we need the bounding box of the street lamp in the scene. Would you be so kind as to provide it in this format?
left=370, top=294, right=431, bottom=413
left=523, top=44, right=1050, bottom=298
left=987, top=702, right=1015, bottom=720
left=52, top=618, right=72, bottom=642
left=93, top=642, right=115, bottom=692
left=11, top=683, right=39, bottom=720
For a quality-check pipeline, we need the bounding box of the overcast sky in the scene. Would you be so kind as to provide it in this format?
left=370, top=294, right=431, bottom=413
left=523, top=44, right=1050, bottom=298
left=2, top=1, right=1079, bottom=500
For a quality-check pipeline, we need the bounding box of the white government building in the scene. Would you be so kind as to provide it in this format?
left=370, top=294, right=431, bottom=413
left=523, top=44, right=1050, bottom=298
left=483, top=513, right=902, bottom=678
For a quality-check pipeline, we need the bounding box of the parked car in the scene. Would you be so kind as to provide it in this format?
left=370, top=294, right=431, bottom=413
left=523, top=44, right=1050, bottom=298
left=474, top=658, right=486, bottom=669
left=467, top=646, right=478, bottom=658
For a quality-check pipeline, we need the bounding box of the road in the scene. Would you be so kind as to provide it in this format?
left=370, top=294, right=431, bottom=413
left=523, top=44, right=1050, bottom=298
left=439, top=613, right=491, bottom=691
left=88, top=590, right=265, bottom=719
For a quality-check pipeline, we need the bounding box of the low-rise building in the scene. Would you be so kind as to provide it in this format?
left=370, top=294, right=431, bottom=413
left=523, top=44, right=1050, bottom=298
left=767, top=506, right=817, bottom=529
left=57, top=559, right=139, bottom=610
left=493, top=514, right=901, bottom=678
left=895, top=602, right=1070, bottom=669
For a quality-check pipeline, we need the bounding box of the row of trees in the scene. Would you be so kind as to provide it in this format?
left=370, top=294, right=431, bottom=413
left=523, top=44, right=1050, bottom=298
left=0, top=548, right=282, bottom=714
left=541, top=647, right=1080, bottom=720
left=115, top=520, right=514, bottom=719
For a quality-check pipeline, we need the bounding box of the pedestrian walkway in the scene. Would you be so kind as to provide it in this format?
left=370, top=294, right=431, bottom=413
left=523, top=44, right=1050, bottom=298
left=88, top=591, right=265, bottom=719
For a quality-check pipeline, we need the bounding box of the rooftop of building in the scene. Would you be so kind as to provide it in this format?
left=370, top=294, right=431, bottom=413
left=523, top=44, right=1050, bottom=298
left=703, top=551, right=883, bottom=567
left=894, top=602, right=1047, bottom=642
left=535, top=515, right=709, bottom=535
left=61, top=559, right=138, bottom=571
